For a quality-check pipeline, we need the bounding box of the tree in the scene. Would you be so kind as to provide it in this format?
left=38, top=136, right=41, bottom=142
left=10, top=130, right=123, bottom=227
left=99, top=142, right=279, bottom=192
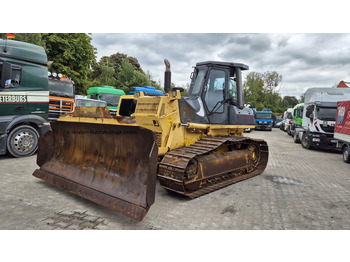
left=281, top=96, right=299, bottom=108
left=91, top=53, right=163, bottom=93
left=1, top=33, right=97, bottom=95
left=263, top=71, right=282, bottom=93
left=115, top=59, right=150, bottom=93
left=96, top=60, right=116, bottom=86
left=244, top=71, right=286, bottom=112
left=244, top=72, right=265, bottom=107
left=42, top=33, right=97, bottom=95
left=91, top=53, right=144, bottom=81
left=1, top=33, right=45, bottom=46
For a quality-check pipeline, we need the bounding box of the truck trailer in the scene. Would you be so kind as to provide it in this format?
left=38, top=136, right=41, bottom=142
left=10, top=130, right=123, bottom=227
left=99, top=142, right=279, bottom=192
left=334, top=100, right=350, bottom=163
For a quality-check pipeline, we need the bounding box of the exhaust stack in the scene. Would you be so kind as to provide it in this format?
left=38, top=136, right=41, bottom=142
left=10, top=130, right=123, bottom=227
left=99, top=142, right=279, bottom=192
left=164, top=59, right=171, bottom=94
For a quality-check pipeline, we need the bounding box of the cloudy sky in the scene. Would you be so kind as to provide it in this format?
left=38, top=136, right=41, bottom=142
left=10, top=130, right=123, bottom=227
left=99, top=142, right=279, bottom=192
left=91, top=33, right=350, bottom=99
left=9, top=0, right=350, bottom=100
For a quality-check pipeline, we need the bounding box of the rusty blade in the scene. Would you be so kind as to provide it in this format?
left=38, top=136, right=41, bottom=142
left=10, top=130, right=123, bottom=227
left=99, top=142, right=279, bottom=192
left=33, top=120, right=158, bottom=221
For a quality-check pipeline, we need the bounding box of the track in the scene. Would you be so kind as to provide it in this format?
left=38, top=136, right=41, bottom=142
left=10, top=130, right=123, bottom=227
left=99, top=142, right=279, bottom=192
left=157, top=136, right=269, bottom=198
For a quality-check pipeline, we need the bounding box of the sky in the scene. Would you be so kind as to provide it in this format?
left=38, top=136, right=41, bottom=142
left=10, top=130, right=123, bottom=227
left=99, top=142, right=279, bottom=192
left=8, top=0, right=350, bottom=100
left=91, top=33, right=350, bottom=99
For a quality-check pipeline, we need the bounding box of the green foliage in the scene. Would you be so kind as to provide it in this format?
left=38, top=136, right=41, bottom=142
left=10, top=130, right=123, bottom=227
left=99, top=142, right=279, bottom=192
left=96, top=61, right=116, bottom=86
left=91, top=52, right=143, bottom=82
left=115, top=59, right=150, bottom=93
left=244, top=72, right=265, bottom=106
left=2, top=33, right=97, bottom=95
left=263, top=71, right=282, bottom=93
left=1, top=33, right=45, bottom=46
left=244, top=70, right=296, bottom=113
left=90, top=53, right=162, bottom=93
left=281, top=96, right=299, bottom=108
left=42, top=33, right=97, bottom=95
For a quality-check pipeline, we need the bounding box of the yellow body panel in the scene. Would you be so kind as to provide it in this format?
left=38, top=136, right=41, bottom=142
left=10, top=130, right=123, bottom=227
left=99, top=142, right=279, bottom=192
left=132, top=91, right=255, bottom=154
left=61, top=92, right=255, bottom=155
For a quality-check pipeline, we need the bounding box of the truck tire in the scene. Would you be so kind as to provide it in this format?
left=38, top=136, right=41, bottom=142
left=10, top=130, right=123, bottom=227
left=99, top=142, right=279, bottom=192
left=301, top=133, right=312, bottom=149
left=6, top=125, right=39, bottom=158
left=293, top=132, right=300, bottom=143
left=343, top=145, right=350, bottom=163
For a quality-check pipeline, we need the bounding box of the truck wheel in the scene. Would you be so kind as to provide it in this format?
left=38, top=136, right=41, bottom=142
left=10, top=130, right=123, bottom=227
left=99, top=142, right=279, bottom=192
left=293, top=132, right=300, bottom=143
left=6, top=125, right=39, bottom=158
left=301, top=133, right=312, bottom=149
left=343, top=145, right=350, bottom=163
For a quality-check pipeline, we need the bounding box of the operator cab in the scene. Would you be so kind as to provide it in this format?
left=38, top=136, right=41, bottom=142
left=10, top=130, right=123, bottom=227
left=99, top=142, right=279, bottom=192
left=179, top=61, right=255, bottom=125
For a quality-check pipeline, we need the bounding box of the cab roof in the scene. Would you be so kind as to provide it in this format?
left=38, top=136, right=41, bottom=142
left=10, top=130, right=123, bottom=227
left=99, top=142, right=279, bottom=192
left=196, top=61, right=249, bottom=71
left=0, top=39, right=47, bottom=66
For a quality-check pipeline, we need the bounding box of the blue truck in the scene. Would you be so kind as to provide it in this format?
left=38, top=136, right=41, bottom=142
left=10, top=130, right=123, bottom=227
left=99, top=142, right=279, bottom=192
left=254, top=109, right=273, bottom=131
left=129, top=86, right=164, bottom=96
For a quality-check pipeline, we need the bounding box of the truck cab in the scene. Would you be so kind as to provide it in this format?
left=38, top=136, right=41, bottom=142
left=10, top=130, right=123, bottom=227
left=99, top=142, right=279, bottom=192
left=280, top=108, right=293, bottom=131
left=0, top=39, right=50, bottom=157
left=254, top=109, right=273, bottom=131
left=299, top=87, right=350, bottom=150
left=290, top=103, right=304, bottom=142
left=48, top=73, right=75, bottom=120
left=88, top=86, right=126, bottom=116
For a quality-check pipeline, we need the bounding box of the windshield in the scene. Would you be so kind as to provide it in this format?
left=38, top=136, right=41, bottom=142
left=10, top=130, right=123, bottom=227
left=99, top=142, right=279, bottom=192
left=316, top=107, right=337, bottom=121
left=285, top=112, right=292, bottom=119
left=76, top=99, right=106, bottom=107
left=49, top=80, right=74, bottom=98
left=255, top=113, right=272, bottom=119
left=98, top=93, right=122, bottom=107
left=188, top=69, right=206, bottom=96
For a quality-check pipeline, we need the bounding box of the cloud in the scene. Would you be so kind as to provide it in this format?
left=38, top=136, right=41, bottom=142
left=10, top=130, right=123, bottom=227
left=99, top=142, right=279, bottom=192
left=91, top=33, right=350, bottom=98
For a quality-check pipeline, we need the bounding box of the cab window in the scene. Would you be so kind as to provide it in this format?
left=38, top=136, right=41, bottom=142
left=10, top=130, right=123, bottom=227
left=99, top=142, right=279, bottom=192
left=204, top=69, right=225, bottom=113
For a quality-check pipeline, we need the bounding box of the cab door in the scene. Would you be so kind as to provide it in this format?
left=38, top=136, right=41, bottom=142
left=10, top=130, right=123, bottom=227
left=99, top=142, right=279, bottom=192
left=202, top=68, right=229, bottom=124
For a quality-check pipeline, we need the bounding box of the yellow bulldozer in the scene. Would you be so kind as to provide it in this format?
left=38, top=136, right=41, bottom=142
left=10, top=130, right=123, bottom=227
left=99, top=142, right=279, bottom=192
left=33, top=60, right=268, bottom=221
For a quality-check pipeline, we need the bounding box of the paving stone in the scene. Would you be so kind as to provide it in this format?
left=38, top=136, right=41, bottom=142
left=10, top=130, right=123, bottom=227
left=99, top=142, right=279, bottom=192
left=1, top=128, right=350, bottom=230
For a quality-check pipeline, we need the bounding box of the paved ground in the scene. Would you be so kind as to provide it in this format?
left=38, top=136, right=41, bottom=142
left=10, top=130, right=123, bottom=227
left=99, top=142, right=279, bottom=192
left=1, top=128, right=349, bottom=230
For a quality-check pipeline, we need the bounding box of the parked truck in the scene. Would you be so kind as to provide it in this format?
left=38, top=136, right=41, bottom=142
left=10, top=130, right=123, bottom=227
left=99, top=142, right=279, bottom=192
left=129, top=85, right=164, bottom=96
left=48, top=73, right=75, bottom=121
left=298, top=87, right=350, bottom=150
left=334, top=100, right=350, bottom=163
left=254, top=109, right=273, bottom=131
left=87, top=86, right=125, bottom=116
left=290, top=103, right=304, bottom=142
left=0, top=39, right=50, bottom=157
left=279, top=108, right=293, bottom=131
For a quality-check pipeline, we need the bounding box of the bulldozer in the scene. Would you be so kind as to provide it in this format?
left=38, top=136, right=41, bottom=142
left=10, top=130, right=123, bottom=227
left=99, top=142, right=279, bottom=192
left=33, top=60, right=268, bottom=221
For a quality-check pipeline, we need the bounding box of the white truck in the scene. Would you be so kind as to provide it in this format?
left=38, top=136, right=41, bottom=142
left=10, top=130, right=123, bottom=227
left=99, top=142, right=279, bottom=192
left=299, top=87, right=350, bottom=150
left=279, top=108, right=293, bottom=132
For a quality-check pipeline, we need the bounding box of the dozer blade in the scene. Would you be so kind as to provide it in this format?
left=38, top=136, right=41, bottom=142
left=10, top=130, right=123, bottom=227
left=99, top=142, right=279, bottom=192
left=33, top=119, right=158, bottom=221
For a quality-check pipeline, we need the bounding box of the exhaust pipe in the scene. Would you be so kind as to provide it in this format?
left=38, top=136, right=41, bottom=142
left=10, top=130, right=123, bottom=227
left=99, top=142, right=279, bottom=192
left=164, top=59, right=171, bottom=94
left=235, top=67, right=244, bottom=109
